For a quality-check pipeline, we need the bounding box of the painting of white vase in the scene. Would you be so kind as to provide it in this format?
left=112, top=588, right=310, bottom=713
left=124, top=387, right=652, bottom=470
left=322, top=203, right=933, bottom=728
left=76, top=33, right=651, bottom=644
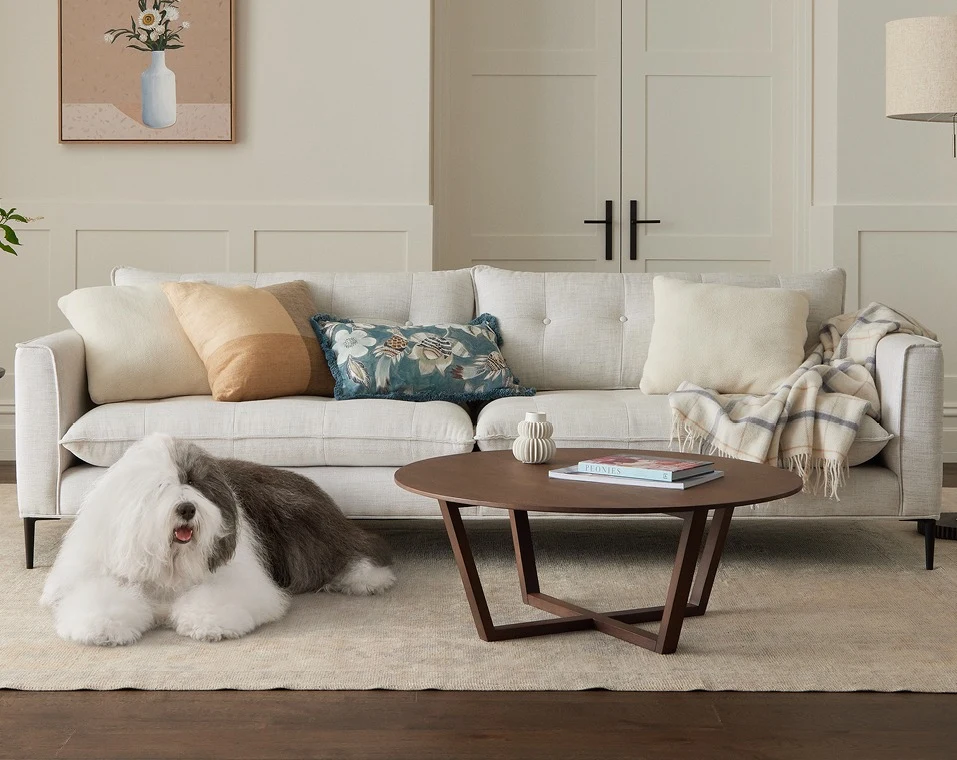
left=142, top=51, right=177, bottom=129
left=58, top=0, right=235, bottom=143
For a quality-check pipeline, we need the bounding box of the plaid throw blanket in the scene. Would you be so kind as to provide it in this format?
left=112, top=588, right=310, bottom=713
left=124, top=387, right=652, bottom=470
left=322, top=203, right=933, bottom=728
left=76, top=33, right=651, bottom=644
left=669, top=303, right=936, bottom=498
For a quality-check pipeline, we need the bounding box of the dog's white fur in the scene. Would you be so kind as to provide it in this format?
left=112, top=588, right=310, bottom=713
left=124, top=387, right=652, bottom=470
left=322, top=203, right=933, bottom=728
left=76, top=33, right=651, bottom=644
left=41, top=435, right=394, bottom=646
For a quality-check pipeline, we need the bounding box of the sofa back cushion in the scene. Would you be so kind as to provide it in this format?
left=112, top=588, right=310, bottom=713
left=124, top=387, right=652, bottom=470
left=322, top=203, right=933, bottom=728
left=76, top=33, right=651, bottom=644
left=471, top=266, right=846, bottom=391
left=113, top=268, right=476, bottom=326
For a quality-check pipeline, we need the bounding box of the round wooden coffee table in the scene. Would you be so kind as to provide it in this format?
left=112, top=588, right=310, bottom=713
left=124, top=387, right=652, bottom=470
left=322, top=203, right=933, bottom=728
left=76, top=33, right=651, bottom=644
left=395, top=449, right=802, bottom=654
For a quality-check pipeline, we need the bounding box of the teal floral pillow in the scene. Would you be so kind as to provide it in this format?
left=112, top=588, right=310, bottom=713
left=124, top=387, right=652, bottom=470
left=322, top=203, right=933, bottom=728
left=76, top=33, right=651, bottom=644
left=310, top=313, right=535, bottom=402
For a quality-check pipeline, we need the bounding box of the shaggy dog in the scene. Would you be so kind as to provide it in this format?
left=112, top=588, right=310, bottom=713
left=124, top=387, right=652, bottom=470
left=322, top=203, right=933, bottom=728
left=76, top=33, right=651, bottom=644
left=41, top=433, right=395, bottom=646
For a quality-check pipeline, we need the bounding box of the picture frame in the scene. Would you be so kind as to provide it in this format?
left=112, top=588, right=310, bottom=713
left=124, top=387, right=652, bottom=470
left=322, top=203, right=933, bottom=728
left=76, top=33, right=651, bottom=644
left=58, top=0, right=236, bottom=144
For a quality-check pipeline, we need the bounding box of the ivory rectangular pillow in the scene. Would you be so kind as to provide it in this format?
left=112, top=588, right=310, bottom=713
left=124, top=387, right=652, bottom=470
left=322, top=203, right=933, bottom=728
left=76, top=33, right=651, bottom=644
left=163, top=280, right=333, bottom=402
left=58, top=285, right=211, bottom=404
left=639, top=277, right=810, bottom=395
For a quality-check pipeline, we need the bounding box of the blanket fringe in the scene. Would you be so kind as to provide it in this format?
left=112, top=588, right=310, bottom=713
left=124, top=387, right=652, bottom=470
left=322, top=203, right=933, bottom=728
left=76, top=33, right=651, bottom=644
left=779, top=453, right=847, bottom=501
left=672, top=417, right=847, bottom=500
left=671, top=417, right=724, bottom=459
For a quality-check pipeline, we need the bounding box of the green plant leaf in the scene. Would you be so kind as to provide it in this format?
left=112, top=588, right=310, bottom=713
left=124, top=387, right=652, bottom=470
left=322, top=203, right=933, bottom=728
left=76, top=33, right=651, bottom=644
left=139, top=0, right=147, bottom=11
left=165, top=44, right=183, bottom=49
left=127, top=45, right=151, bottom=52
left=7, top=214, right=28, bottom=223
left=1, top=224, right=20, bottom=246
left=0, top=208, right=7, bottom=218
left=0, top=241, right=17, bottom=255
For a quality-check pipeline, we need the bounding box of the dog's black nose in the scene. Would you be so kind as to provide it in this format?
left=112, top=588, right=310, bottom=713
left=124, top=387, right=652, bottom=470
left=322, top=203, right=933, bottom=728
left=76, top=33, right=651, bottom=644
left=175, top=502, right=196, bottom=521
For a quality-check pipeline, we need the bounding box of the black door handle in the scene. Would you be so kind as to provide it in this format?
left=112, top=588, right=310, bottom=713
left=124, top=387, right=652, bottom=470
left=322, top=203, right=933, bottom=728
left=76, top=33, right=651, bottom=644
left=584, top=200, right=614, bottom=261
left=629, top=200, right=661, bottom=260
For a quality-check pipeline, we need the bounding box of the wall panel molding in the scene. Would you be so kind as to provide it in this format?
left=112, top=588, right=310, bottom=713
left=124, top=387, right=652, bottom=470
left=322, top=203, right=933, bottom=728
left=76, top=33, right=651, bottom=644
left=0, top=201, right=433, bottom=460
left=791, top=0, right=813, bottom=271
left=830, top=204, right=957, bottom=462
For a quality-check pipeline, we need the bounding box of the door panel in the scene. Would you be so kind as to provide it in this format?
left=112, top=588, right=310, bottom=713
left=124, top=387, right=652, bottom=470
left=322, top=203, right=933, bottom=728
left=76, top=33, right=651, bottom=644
left=646, top=75, right=772, bottom=237
left=645, top=0, right=772, bottom=52
left=438, top=0, right=622, bottom=272
left=621, top=0, right=794, bottom=274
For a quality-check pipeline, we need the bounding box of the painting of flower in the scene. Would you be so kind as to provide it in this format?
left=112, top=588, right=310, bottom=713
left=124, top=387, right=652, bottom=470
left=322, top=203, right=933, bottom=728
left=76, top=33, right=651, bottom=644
left=59, top=0, right=235, bottom=142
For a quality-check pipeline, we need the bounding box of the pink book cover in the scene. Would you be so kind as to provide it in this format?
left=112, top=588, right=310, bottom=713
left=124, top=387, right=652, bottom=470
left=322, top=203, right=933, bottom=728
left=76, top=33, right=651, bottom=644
left=580, top=455, right=709, bottom=473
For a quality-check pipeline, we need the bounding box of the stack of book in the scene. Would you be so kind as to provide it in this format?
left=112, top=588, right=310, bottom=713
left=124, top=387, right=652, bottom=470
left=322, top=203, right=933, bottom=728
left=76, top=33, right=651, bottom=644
left=548, top=454, right=724, bottom=490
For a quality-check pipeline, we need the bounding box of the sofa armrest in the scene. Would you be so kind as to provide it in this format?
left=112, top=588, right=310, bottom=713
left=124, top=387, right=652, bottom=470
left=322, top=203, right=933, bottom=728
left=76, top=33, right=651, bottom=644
left=875, top=333, right=943, bottom=519
left=14, top=330, right=91, bottom=517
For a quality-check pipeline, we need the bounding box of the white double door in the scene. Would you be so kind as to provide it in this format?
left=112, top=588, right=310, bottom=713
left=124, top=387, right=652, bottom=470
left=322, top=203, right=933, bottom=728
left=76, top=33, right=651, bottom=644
left=435, top=0, right=796, bottom=274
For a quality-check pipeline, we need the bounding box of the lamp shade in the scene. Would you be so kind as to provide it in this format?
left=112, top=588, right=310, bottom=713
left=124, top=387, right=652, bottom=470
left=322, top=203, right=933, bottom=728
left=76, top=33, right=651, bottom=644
left=887, top=16, right=957, bottom=120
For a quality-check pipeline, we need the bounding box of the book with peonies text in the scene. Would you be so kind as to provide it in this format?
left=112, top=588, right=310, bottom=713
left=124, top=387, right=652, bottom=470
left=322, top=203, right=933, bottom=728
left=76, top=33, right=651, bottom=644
left=577, top=454, right=714, bottom=482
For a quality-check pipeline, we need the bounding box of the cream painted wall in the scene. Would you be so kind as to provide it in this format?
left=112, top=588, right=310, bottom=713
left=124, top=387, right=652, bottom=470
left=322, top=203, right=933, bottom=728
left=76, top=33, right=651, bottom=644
left=0, top=0, right=433, bottom=459
left=811, top=0, right=957, bottom=461
left=1, top=0, right=431, bottom=204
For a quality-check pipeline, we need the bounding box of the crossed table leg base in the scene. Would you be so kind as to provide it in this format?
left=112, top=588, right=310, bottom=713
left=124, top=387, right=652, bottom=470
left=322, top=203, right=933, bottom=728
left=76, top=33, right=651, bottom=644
left=438, top=502, right=734, bottom=655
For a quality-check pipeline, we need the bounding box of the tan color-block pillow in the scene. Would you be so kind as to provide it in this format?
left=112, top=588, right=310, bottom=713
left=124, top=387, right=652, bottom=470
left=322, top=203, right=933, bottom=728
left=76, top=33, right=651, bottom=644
left=639, top=277, right=810, bottom=395
left=58, top=285, right=211, bottom=404
left=162, top=280, right=333, bottom=401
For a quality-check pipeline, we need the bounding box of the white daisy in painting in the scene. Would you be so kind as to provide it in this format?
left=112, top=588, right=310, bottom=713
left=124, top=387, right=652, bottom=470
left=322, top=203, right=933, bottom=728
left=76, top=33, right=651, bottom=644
left=332, top=328, right=377, bottom=364
left=103, top=33, right=113, bottom=43
left=182, top=20, right=191, bottom=29
left=138, top=9, right=161, bottom=30
left=150, top=31, right=161, bottom=41
left=163, top=7, right=180, bottom=21
left=139, top=32, right=149, bottom=41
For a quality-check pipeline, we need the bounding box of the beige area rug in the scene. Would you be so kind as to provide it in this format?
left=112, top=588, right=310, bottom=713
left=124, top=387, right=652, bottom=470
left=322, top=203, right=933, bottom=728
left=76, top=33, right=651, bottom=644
left=2, top=484, right=957, bottom=692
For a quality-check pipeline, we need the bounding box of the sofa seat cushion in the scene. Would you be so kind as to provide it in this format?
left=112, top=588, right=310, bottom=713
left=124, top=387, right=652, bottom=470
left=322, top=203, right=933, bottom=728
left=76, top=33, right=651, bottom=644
left=61, top=396, right=476, bottom=468
left=475, top=391, right=892, bottom=467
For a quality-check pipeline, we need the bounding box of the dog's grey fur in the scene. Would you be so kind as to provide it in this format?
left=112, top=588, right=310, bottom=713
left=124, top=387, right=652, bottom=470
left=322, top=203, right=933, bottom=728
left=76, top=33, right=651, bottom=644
left=171, top=439, right=392, bottom=594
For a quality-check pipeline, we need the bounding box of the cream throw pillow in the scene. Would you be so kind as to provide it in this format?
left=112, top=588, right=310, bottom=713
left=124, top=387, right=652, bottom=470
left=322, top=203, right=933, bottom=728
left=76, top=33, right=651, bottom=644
left=58, top=285, right=210, bottom=404
left=639, top=277, right=810, bottom=395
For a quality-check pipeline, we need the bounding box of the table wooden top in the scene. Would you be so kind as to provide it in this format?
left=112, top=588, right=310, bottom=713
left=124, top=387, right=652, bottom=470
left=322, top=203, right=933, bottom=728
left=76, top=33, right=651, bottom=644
left=394, top=449, right=803, bottom=514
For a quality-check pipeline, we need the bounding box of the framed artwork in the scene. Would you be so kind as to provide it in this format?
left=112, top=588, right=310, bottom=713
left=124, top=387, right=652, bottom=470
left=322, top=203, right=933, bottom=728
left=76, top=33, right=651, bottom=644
left=59, top=0, right=235, bottom=143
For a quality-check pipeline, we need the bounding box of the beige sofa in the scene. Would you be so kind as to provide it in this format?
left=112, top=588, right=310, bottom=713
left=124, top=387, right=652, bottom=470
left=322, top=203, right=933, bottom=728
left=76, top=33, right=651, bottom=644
left=15, top=266, right=943, bottom=569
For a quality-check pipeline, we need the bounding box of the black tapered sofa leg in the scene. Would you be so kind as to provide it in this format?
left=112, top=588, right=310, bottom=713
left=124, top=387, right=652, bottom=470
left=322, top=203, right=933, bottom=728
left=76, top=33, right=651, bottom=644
left=24, top=517, right=60, bottom=569
left=24, top=518, right=38, bottom=570
left=917, top=519, right=936, bottom=570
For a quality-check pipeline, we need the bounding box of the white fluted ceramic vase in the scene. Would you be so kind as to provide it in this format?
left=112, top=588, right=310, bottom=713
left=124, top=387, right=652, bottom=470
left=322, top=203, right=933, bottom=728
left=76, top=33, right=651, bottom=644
left=512, top=412, right=556, bottom=464
left=142, top=51, right=177, bottom=129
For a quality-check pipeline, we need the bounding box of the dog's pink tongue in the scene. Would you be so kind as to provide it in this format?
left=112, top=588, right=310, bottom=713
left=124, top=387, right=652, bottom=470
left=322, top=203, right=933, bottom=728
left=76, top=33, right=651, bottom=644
left=174, top=526, right=193, bottom=542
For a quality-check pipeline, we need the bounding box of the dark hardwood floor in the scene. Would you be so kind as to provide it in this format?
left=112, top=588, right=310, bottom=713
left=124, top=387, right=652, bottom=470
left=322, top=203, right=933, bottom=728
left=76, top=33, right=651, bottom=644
left=0, top=691, right=955, bottom=760
left=1, top=463, right=955, bottom=759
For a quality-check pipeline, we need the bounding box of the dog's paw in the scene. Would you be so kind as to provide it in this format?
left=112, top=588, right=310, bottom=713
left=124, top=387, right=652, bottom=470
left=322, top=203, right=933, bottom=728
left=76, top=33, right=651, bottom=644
left=57, top=617, right=145, bottom=647
left=175, top=621, right=248, bottom=642
left=172, top=605, right=256, bottom=642
left=325, top=558, right=397, bottom=596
